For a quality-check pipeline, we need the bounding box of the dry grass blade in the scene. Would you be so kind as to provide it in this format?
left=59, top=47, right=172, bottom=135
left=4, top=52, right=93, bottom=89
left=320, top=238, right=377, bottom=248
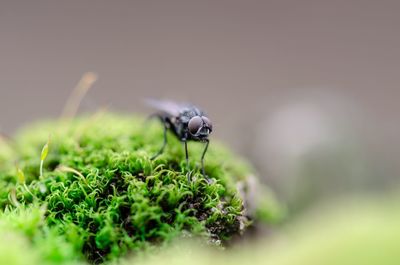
left=0, top=132, right=16, bottom=148
left=61, top=72, right=98, bottom=119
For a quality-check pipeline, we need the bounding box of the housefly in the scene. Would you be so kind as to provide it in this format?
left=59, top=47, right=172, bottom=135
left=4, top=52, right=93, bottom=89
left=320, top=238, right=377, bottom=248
left=146, top=99, right=213, bottom=182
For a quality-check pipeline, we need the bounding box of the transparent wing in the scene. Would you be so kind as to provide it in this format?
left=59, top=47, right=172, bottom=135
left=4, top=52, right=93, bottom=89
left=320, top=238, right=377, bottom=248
left=144, top=98, right=188, bottom=117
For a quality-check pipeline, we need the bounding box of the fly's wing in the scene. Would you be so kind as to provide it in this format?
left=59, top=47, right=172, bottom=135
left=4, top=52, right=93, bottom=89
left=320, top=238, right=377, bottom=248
left=145, top=98, right=186, bottom=117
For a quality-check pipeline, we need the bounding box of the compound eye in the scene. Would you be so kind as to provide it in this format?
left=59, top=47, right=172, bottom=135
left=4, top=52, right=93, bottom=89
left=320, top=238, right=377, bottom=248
left=188, top=116, right=203, bottom=135
left=202, top=116, right=213, bottom=132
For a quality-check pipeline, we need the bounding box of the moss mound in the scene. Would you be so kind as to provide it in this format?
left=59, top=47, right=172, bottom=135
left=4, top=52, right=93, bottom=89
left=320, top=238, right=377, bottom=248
left=0, top=113, right=280, bottom=264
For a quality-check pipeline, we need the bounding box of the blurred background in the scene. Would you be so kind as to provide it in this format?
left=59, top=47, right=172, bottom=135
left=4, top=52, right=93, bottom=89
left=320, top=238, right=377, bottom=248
left=1, top=0, right=399, bottom=212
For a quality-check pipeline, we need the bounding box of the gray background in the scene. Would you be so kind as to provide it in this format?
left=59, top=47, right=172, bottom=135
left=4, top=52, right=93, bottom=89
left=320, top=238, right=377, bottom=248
left=1, top=0, right=399, bottom=207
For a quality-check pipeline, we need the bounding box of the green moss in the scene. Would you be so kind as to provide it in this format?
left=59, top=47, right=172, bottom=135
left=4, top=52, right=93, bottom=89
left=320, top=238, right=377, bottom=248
left=0, top=206, right=84, bottom=265
left=0, top=113, right=280, bottom=264
left=121, top=194, right=400, bottom=265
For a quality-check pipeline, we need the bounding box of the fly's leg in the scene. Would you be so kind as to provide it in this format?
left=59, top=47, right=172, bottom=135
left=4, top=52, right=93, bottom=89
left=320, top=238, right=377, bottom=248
left=184, top=140, right=189, bottom=166
left=150, top=119, right=168, bottom=160
left=201, top=139, right=211, bottom=183
left=183, top=139, right=191, bottom=182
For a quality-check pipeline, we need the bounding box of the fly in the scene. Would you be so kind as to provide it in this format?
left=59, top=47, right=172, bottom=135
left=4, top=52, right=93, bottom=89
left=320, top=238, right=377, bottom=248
left=146, top=99, right=213, bottom=182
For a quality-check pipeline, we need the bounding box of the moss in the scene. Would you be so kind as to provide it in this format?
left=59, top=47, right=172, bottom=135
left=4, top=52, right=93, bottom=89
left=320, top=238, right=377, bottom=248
left=0, top=206, right=84, bottom=265
left=122, top=194, right=400, bottom=265
left=0, top=113, right=281, bottom=264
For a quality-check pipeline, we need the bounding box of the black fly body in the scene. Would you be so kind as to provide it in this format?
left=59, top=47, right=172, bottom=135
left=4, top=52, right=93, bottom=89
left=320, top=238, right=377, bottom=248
left=146, top=99, right=213, bottom=182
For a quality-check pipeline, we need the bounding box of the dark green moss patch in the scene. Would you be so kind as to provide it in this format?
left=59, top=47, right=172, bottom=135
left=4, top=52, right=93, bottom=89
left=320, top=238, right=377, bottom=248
left=0, top=113, right=280, bottom=264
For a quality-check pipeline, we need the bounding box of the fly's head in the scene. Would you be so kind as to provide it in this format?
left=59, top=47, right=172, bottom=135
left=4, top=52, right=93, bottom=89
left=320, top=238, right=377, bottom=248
left=187, top=115, right=213, bottom=140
